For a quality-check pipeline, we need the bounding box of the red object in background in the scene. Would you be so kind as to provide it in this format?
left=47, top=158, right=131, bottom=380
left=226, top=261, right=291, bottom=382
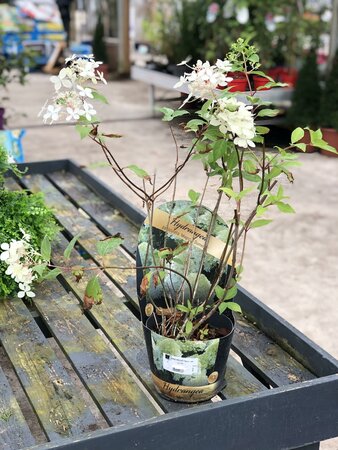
left=320, top=129, right=338, bottom=157
left=253, top=75, right=271, bottom=91
left=279, top=68, right=298, bottom=87
left=227, top=72, right=248, bottom=92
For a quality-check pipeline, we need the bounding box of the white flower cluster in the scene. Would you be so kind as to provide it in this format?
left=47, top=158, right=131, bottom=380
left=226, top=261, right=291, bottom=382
left=0, top=230, right=37, bottom=299
left=39, top=54, right=107, bottom=124
left=175, top=59, right=256, bottom=148
left=174, top=59, right=233, bottom=103
left=209, top=97, right=256, bottom=148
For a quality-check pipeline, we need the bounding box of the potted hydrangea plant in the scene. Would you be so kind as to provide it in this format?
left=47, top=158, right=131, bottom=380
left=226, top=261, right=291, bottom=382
left=6, top=38, right=333, bottom=403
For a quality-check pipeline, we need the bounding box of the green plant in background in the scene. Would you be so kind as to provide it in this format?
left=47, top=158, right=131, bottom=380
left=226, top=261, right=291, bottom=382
left=287, top=50, right=321, bottom=128
left=142, top=0, right=329, bottom=70
left=319, top=51, right=338, bottom=131
left=92, top=14, right=108, bottom=64
left=0, top=149, right=60, bottom=298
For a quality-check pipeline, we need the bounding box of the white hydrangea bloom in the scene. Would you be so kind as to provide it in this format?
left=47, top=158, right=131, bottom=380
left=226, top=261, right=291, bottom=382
left=40, top=55, right=106, bottom=124
left=174, top=59, right=233, bottom=104
left=0, top=230, right=45, bottom=300
left=209, top=97, right=256, bottom=148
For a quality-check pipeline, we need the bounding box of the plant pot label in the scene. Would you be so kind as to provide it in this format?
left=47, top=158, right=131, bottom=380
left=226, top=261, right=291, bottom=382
left=162, top=353, right=200, bottom=376
left=146, top=208, right=232, bottom=263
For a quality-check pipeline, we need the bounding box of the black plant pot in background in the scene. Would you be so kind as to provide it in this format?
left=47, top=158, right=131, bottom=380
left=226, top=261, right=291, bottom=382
left=143, top=312, right=235, bottom=403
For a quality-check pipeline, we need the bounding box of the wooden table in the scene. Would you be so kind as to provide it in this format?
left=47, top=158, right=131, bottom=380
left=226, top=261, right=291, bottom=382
left=1, top=159, right=338, bottom=450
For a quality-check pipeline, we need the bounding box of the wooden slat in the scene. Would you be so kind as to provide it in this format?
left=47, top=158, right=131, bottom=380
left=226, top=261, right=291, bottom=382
left=52, top=235, right=267, bottom=403
left=47, top=171, right=139, bottom=255
left=0, top=367, right=36, bottom=449
left=0, top=299, right=100, bottom=440
left=233, top=316, right=314, bottom=387
left=21, top=174, right=137, bottom=306
left=224, top=356, right=267, bottom=398
left=32, top=279, right=161, bottom=424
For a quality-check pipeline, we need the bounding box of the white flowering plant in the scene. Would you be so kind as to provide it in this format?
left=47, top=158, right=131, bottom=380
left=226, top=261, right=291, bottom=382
left=34, top=38, right=333, bottom=340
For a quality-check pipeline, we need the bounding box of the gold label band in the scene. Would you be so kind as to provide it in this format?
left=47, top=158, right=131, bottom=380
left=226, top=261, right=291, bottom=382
left=147, top=209, right=232, bottom=264
left=152, top=374, right=223, bottom=403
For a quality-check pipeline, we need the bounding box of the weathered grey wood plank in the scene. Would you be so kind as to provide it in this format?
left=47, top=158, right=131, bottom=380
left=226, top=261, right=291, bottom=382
left=47, top=171, right=139, bottom=255
left=0, top=367, right=36, bottom=449
left=0, top=299, right=100, bottom=440
left=233, top=316, right=314, bottom=387
left=21, top=174, right=138, bottom=306
left=32, top=279, right=161, bottom=425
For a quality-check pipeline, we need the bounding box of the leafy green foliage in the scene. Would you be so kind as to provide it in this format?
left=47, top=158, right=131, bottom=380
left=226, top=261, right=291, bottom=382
left=320, top=50, right=338, bottom=130
left=287, top=50, right=321, bottom=128
left=92, top=14, right=108, bottom=64
left=0, top=190, right=60, bottom=298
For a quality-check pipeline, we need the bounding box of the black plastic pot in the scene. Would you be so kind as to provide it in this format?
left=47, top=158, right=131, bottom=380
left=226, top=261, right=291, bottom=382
left=143, top=312, right=235, bottom=403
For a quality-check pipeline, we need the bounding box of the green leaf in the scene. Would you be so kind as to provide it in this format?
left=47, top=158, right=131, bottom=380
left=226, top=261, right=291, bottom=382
left=243, top=160, right=257, bottom=174
left=251, top=71, right=273, bottom=81
left=277, top=202, right=295, bottom=213
left=188, top=189, right=200, bottom=205
left=91, top=90, right=109, bottom=104
left=224, top=302, right=242, bottom=313
left=237, top=186, right=255, bottom=200
left=41, top=236, right=51, bottom=261
left=242, top=171, right=261, bottom=182
left=257, top=108, right=279, bottom=118
left=225, top=285, right=238, bottom=300
left=250, top=219, right=273, bottom=229
left=85, top=276, right=102, bottom=300
left=309, top=129, right=322, bottom=143
left=63, top=233, right=81, bottom=259
left=291, top=127, right=304, bottom=144
left=294, top=143, right=306, bottom=152
left=33, top=263, right=47, bottom=277
left=185, top=320, right=193, bottom=334
left=253, top=135, right=264, bottom=144
left=186, top=119, right=205, bottom=131
left=126, top=165, right=151, bottom=181
left=256, top=126, right=270, bottom=135
left=43, top=268, right=62, bottom=280
left=96, top=236, right=124, bottom=256
left=159, top=107, right=189, bottom=121
left=176, top=304, right=189, bottom=313
left=75, top=124, right=92, bottom=139
left=221, top=187, right=237, bottom=199
left=256, top=205, right=267, bottom=216
left=248, top=53, right=259, bottom=64
left=215, top=285, right=224, bottom=300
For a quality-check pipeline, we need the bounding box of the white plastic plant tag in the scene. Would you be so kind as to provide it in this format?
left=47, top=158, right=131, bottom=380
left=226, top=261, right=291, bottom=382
left=163, top=354, right=200, bottom=375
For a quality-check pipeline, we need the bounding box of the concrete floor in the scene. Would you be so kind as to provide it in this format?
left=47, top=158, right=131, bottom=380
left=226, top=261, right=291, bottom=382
left=6, top=73, right=338, bottom=448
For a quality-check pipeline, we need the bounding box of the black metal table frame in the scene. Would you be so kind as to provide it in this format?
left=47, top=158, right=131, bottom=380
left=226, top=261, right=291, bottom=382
left=13, top=159, right=338, bottom=450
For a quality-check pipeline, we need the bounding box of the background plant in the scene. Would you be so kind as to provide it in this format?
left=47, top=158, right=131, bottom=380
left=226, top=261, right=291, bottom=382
left=319, top=50, right=338, bottom=130
left=0, top=149, right=60, bottom=298
left=287, top=49, right=321, bottom=128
